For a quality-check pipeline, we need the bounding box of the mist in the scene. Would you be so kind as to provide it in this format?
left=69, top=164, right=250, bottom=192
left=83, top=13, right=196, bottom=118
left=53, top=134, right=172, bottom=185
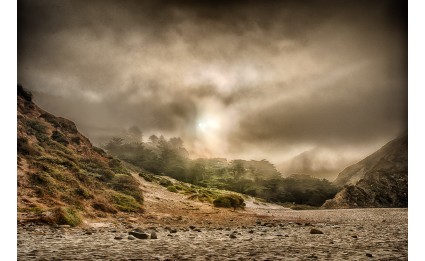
left=18, top=0, right=407, bottom=175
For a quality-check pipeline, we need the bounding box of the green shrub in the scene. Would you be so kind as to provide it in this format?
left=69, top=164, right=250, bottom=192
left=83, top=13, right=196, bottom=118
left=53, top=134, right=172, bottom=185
left=31, top=171, right=54, bottom=186
left=71, top=136, right=81, bottom=145
left=74, top=187, right=93, bottom=199
left=91, top=200, right=117, bottom=214
left=57, top=118, right=78, bottom=134
left=17, top=137, right=40, bottom=156
left=110, top=174, right=143, bottom=203
left=98, top=169, right=115, bottom=182
left=40, top=112, right=60, bottom=128
left=111, top=192, right=141, bottom=212
left=25, top=119, right=47, bottom=134
left=51, top=130, right=69, bottom=146
left=139, top=172, right=154, bottom=182
left=167, top=186, right=178, bottom=193
left=52, top=207, right=82, bottom=227
left=93, top=146, right=106, bottom=156
left=213, top=194, right=245, bottom=209
left=158, top=178, right=173, bottom=187
left=108, top=158, right=129, bottom=174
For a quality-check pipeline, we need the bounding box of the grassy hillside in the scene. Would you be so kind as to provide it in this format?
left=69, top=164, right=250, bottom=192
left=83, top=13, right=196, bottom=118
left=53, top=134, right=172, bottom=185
left=17, top=86, right=143, bottom=226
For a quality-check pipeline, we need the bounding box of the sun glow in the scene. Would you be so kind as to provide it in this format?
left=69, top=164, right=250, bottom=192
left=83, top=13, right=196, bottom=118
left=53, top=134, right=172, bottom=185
left=197, top=118, right=220, bottom=132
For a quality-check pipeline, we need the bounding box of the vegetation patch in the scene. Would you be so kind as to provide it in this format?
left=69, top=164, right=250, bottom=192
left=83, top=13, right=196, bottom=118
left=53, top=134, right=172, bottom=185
left=18, top=137, right=40, bottom=156
left=213, top=194, right=245, bottom=209
left=51, top=130, right=69, bottom=146
left=51, top=207, right=82, bottom=227
left=110, top=174, right=143, bottom=203
left=167, top=186, right=178, bottom=192
left=111, top=191, right=142, bottom=212
left=92, top=200, right=118, bottom=214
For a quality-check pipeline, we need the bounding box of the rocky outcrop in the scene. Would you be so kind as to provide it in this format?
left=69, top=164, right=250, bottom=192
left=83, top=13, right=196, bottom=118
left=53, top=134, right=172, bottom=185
left=323, top=135, right=407, bottom=209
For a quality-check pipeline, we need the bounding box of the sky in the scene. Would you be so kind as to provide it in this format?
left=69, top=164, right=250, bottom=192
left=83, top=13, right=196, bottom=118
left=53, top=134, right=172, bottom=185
left=17, top=0, right=407, bottom=178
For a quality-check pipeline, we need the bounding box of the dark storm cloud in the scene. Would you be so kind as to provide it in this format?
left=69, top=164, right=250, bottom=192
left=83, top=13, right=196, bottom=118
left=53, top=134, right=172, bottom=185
left=18, top=0, right=407, bottom=166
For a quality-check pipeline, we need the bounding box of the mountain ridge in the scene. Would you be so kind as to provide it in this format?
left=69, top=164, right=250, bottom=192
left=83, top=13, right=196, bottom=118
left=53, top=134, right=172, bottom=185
left=323, top=134, right=407, bottom=208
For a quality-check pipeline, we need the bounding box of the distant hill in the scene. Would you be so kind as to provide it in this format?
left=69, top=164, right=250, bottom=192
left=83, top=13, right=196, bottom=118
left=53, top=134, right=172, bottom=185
left=277, top=148, right=351, bottom=181
left=323, top=135, right=407, bottom=208
left=17, top=85, right=143, bottom=225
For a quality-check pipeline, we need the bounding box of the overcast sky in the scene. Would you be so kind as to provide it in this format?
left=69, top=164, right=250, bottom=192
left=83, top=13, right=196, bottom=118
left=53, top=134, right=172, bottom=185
left=18, top=0, right=407, bottom=175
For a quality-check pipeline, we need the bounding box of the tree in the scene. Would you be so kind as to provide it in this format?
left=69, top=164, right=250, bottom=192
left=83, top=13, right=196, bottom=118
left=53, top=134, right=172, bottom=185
left=106, top=137, right=124, bottom=151
left=230, top=160, right=245, bottom=180
left=128, top=125, right=142, bottom=142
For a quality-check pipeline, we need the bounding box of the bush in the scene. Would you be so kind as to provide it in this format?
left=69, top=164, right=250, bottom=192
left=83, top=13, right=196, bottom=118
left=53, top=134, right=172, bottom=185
left=51, top=130, right=69, bottom=146
left=40, top=112, right=60, bottom=128
left=74, top=187, right=93, bottom=199
left=213, top=194, right=245, bottom=209
left=108, top=158, right=129, bottom=174
left=17, top=137, right=40, bottom=156
left=139, top=172, right=154, bottom=182
left=158, top=178, right=173, bottom=187
left=93, top=146, right=106, bottom=156
left=167, top=186, right=178, bottom=193
left=71, top=136, right=81, bottom=145
left=111, top=192, right=142, bottom=212
left=52, top=207, right=82, bottom=227
left=110, top=174, right=143, bottom=203
left=92, top=200, right=117, bottom=214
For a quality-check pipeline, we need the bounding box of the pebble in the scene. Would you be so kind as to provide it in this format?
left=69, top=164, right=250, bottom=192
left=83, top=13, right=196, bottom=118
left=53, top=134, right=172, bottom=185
left=129, top=231, right=149, bottom=239
left=310, top=229, right=324, bottom=235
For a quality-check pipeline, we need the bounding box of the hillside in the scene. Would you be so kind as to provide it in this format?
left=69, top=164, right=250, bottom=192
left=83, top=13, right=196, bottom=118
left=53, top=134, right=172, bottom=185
left=17, top=85, right=144, bottom=225
left=323, top=135, right=407, bottom=208
left=277, top=148, right=349, bottom=181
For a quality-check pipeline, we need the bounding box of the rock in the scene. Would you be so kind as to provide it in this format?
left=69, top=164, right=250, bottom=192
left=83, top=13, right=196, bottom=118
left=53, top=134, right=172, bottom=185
left=248, top=230, right=254, bottom=234
left=150, top=232, right=158, bottom=239
left=352, top=235, right=358, bottom=239
left=189, top=226, right=196, bottom=230
left=229, top=234, right=237, bottom=239
left=307, top=253, right=318, bottom=259
left=310, top=228, right=324, bottom=234
left=129, top=231, right=149, bottom=239
left=59, top=225, right=71, bottom=228
left=114, top=236, right=123, bottom=240
left=128, top=235, right=136, bottom=240
left=169, top=229, right=178, bottom=233
left=366, top=253, right=373, bottom=257
left=133, top=227, right=144, bottom=233
left=194, top=228, right=202, bottom=232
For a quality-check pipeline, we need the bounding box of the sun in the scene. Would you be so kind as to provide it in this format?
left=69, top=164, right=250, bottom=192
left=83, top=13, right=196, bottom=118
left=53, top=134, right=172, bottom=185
left=197, top=118, right=220, bottom=132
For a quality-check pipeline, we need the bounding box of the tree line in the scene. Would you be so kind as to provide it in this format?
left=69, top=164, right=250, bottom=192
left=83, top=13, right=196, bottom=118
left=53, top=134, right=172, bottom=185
left=104, top=135, right=338, bottom=206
